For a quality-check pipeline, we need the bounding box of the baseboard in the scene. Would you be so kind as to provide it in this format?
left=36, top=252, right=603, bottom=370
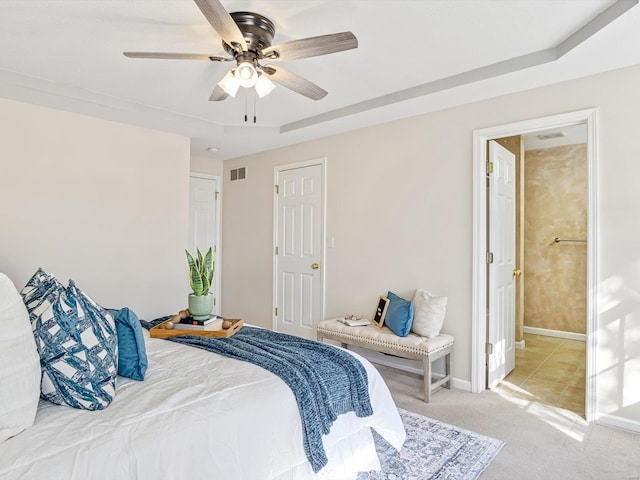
left=523, top=326, right=586, bottom=342
left=596, top=413, right=640, bottom=434
left=450, top=377, right=471, bottom=391
left=515, top=339, right=526, bottom=350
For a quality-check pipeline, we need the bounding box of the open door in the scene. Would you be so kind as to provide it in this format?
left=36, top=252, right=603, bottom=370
left=487, top=141, right=516, bottom=388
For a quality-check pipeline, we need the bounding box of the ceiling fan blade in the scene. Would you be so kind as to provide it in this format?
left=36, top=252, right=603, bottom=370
left=262, top=32, right=357, bottom=61
left=209, top=85, right=229, bottom=101
left=193, top=0, right=247, bottom=51
left=123, top=52, right=229, bottom=61
left=263, top=65, right=327, bottom=101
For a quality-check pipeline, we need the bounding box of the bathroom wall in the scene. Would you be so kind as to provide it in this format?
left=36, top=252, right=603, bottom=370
left=524, top=144, right=587, bottom=333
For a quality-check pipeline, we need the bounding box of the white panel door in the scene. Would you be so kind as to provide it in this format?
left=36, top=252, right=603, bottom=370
left=188, top=175, right=220, bottom=314
left=275, top=164, right=323, bottom=339
left=487, top=141, right=516, bottom=388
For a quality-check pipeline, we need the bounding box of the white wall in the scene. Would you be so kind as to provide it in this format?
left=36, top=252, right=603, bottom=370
left=221, top=64, right=640, bottom=427
left=0, top=98, right=191, bottom=319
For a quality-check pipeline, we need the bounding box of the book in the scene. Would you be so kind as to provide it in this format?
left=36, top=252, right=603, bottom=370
left=176, top=315, right=220, bottom=326
left=172, top=318, right=224, bottom=331
left=337, top=317, right=371, bottom=327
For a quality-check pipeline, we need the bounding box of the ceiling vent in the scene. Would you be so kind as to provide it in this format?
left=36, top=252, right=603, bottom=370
left=536, top=131, right=567, bottom=140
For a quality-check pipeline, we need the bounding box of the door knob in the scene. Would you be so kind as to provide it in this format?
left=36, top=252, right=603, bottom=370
left=311, top=263, right=320, bottom=270
left=513, top=269, right=522, bottom=277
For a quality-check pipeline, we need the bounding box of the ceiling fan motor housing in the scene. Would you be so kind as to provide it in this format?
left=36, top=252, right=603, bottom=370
left=223, top=11, right=276, bottom=57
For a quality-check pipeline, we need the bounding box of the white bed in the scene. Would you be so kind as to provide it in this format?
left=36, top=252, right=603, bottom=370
left=0, top=329, right=405, bottom=479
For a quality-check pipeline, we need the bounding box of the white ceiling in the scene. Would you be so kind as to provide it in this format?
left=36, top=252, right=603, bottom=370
left=0, top=0, right=639, bottom=160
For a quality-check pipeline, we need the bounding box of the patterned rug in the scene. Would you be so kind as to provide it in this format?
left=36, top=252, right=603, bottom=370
left=359, top=408, right=505, bottom=480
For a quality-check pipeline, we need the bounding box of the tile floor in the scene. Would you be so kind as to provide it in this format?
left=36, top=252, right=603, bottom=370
left=502, top=333, right=586, bottom=416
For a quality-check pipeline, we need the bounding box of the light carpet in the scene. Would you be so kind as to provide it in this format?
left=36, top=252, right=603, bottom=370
left=359, top=408, right=505, bottom=480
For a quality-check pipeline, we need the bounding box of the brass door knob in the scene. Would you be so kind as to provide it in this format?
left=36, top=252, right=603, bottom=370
left=513, top=269, right=522, bottom=277
left=311, top=263, right=320, bottom=270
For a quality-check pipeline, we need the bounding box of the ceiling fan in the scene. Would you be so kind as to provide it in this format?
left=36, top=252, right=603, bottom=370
left=124, top=0, right=358, bottom=102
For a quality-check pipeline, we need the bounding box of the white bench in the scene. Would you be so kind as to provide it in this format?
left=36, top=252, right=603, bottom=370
left=317, top=318, right=454, bottom=402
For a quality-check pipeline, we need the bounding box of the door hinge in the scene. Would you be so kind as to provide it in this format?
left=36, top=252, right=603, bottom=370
left=486, top=252, right=494, bottom=264
left=275, top=307, right=278, bottom=316
left=213, top=245, right=217, bottom=253
left=486, top=161, right=494, bottom=175
left=274, top=184, right=279, bottom=194
left=213, top=297, right=216, bottom=306
left=486, top=342, right=494, bottom=355
left=275, top=246, right=279, bottom=255
left=215, top=191, right=219, bottom=200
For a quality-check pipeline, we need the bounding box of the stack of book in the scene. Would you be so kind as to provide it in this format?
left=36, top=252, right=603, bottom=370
left=173, top=315, right=223, bottom=331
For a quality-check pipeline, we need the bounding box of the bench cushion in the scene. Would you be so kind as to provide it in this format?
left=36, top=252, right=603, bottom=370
left=317, top=319, right=453, bottom=356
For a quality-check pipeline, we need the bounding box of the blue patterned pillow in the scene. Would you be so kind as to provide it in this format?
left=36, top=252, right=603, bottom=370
left=27, top=277, right=118, bottom=410
left=20, top=268, right=64, bottom=325
left=385, top=291, right=414, bottom=337
left=107, top=307, right=148, bottom=381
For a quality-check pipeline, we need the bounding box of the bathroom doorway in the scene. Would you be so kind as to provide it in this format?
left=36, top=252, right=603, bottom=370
left=471, top=108, right=598, bottom=422
left=497, top=126, right=588, bottom=417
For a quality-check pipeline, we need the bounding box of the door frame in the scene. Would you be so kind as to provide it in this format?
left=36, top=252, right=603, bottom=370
left=471, top=108, right=598, bottom=422
left=272, top=158, right=327, bottom=332
left=189, top=173, right=223, bottom=314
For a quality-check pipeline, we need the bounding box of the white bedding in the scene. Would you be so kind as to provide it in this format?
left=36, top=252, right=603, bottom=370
left=0, top=330, right=405, bottom=479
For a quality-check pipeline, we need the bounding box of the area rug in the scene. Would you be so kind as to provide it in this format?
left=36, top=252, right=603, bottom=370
left=359, top=408, right=505, bottom=480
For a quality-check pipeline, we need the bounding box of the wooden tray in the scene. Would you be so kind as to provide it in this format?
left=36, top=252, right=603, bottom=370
left=150, top=318, right=243, bottom=339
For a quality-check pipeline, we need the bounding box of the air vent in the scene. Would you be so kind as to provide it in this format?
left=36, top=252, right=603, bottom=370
left=536, top=131, right=567, bottom=140
left=230, top=167, right=246, bottom=181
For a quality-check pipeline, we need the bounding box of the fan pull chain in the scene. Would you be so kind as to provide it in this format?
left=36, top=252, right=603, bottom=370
left=253, top=92, right=257, bottom=124
left=244, top=92, right=248, bottom=123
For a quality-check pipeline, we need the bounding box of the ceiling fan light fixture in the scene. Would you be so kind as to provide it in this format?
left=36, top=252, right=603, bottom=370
left=255, top=74, right=276, bottom=98
left=218, top=70, right=240, bottom=97
left=235, top=61, right=258, bottom=88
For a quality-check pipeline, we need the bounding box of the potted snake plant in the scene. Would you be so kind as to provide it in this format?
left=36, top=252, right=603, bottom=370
left=185, top=247, right=214, bottom=320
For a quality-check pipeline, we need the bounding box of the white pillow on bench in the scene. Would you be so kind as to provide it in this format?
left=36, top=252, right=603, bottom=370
left=411, top=289, right=447, bottom=338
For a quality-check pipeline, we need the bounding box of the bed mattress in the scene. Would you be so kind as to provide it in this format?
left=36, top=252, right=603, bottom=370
left=0, top=329, right=405, bottom=479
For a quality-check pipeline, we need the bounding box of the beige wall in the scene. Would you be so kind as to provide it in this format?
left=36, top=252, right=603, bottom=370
left=221, top=64, right=640, bottom=426
left=524, top=144, right=587, bottom=334
left=0, top=98, right=190, bottom=319
left=191, top=155, right=223, bottom=177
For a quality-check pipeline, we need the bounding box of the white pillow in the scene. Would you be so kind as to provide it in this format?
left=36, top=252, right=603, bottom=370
left=0, top=273, right=41, bottom=443
left=411, top=289, right=448, bottom=338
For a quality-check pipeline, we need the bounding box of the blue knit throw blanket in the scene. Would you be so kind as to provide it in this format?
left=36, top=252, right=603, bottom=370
left=144, top=322, right=372, bottom=472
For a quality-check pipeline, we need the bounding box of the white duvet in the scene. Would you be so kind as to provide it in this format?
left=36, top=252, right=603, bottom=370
left=0, top=330, right=405, bottom=479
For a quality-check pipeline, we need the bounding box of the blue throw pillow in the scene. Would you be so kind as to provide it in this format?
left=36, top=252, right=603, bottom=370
left=107, top=307, right=148, bottom=381
left=384, top=291, right=414, bottom=337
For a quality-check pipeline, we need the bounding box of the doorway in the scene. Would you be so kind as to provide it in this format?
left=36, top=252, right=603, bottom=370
left=471, top=108, right=598, bottom=421
left=273, top=159, right=326, bottom=340
left=496, top=127, right=588, bottom=416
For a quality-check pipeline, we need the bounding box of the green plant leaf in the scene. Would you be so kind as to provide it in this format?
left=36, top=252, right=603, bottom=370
left=185, top=248, right=204, bottom=295
left=203, top=247, right=214, bottom=287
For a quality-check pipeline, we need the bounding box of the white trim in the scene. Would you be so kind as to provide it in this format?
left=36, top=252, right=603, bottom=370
left=515, top=340, right=525, bottom=350
left=596, top=414, right=640, bottom=435
left=189, top=173, right=223, bottom=315
left=523, top=326, right=586, bottom=342
left=272, top=158, right=327, bottom=332
left=472, top=108, right=598, bottom=422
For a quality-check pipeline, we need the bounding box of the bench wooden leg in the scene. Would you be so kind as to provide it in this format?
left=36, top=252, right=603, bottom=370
left=423, top=355, right=431, bottom=403
left=444, top=351, right=452, bottom=389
